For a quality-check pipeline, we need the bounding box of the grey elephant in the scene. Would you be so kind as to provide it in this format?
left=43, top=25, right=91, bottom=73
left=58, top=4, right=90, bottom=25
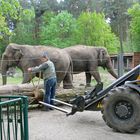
left=64, top=45, right=118, bottom=87
left=1, top=43, right=73, bottom=89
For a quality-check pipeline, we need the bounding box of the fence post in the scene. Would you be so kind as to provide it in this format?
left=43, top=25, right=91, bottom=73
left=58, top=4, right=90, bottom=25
left=23, top=96, right=29, bottom=140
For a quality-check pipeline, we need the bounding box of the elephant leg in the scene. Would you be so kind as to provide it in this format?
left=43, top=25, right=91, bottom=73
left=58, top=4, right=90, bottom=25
left=63, top=73, right=73, bottom=89
left=90, top=69, right=102, bottom=84
left=56, top=79, right=61, bottom=88
left=56, top=72, right=64, bottom=88
left=85, top=72, right=91, bottom=87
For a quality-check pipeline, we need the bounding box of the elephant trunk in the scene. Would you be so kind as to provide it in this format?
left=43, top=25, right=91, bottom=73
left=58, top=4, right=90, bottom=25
left=2, top=72, right=7, bottom=85
left=1, top=68, right=8, bottom=85
left=106, top=59, right=118, bottom=79
left=1, top=55, right=8, bottom=85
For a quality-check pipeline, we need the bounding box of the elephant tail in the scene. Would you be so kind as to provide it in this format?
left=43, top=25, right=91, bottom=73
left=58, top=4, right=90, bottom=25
left=63, top=53, right=73, bottom=89
left=67, top=54, right=73, bottom=80
left=69, top=56, right=73, bottom=80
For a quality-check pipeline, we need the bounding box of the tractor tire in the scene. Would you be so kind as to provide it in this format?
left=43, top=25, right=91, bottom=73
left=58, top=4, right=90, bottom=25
left=102, top=86, right=140, bottom=133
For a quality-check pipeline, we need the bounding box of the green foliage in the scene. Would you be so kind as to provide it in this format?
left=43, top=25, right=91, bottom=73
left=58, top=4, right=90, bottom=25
left=0, top=0, right=21, bottom=20
left=60, top=0, right=88, bottom=18
left=74, top=12, right=119, bottom=54
left=59, top=0, right=104, bottom=18
left=41, top=11, right=55, bottom=25
left=0, top=14, right=10, bottom=54
left=123, top=41, right=134, bottom=53
left=40, top=11, right=77, bottom=48
left=0, top=0, right=21, bottom=39
left=10, top=8, right=36, bottom=45
left=0, top=14, right=10, bottom=40
left=0, top=0, right=21, bottom=55
left=128, top=3, right=140, bottom=52
left=102, top=0, right=134, bottom=40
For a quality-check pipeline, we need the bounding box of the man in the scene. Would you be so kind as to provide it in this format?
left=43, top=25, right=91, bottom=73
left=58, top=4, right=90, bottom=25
left=28, top=52, right=57, bottom=111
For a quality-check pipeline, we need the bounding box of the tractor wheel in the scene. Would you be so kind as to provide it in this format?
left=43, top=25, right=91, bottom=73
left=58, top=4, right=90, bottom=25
left=102, top=86, right=140, bottom=133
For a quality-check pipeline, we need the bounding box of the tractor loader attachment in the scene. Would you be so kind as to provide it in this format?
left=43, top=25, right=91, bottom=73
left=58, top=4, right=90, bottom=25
left=39, top=82, right=103, bottom=116
left=39, top=101, right=70, bottom=114
left=39, top=96, right=85, bottom=116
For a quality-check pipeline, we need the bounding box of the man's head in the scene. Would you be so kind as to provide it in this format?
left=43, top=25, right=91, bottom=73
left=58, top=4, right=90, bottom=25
left=41, top=52, right=49, bottom=61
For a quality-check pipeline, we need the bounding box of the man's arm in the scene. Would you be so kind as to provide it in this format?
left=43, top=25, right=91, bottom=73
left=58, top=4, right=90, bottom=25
left=28, top=62, right=49, bottom=73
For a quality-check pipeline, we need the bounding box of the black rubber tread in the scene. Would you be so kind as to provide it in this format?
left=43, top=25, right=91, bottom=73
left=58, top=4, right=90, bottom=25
left=102, top=86, right=140, bottom=133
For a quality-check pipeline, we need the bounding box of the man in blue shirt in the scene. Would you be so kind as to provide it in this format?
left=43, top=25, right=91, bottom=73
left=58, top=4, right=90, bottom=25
left=28, top=52, right=57, bottom=111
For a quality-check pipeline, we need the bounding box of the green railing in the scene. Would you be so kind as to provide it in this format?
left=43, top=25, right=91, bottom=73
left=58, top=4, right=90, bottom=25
left=0, top=96, right=29, bottom=140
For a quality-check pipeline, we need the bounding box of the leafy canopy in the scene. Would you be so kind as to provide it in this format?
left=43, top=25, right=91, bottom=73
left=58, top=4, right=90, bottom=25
left=128, top=3, right=140, bottom=52
left=0, top=0, right=21, bottom=39
left=0, top=0, right=21, bottom=54
left=75, top=12, right=119, bottom=53
left=40, top=11, right=77, bottom=48
left=10, top=8, right=36, bottom=45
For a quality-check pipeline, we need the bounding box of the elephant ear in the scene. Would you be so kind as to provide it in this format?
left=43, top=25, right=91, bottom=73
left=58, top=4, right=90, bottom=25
left=1, top=53, right=7, bottom=59
left=11, top=46, right=24, bottom=61
left=1, top=53, right=8, bottom=65
left=99, top=48, right=106, bottom=63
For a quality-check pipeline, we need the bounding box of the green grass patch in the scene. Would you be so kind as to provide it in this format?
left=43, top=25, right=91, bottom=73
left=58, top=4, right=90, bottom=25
left=7, top=76, right=22, bottom=84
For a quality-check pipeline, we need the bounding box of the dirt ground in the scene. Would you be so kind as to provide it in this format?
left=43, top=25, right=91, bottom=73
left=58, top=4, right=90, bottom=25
left=56, top=71, right=116, bottom=96
left=28, top=72, right=140, bottom=140
left=28, top=108, right=140, bottom=140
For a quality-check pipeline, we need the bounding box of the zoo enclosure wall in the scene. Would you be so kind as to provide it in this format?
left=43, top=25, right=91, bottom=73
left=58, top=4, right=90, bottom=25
left=110, top=52, right=140, bottom=71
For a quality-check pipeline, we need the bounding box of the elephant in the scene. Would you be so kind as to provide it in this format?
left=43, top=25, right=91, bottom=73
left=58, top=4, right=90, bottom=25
left=1, top=43, right=73, bottom=89
left=64, top=45, right=118, bottom=87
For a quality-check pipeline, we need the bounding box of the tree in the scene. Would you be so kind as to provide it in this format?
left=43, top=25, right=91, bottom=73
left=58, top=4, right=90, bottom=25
left=59, top=0, right=87, bottom=17
left=0, top=14, right=9, bottom=40
left=10, top=8, right=36, bottom=45
left=102, top=0, right=135, bottom=41
left=28, top=0, right=59, bottom=42
left=0, top=0, right=21, bottom=54
left=59, top=0, right=104, bottom=18
left=128, top=3, right=140, bottom=52
left=75, top=12, right=119, bottom=53
left=40, top=11, right=77, bottom=48
left=0, top=0, right=21, bottom=30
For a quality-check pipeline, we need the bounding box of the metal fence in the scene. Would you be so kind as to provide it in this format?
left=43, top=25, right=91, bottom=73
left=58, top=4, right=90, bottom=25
left=0, top=96, right=29, bottom=140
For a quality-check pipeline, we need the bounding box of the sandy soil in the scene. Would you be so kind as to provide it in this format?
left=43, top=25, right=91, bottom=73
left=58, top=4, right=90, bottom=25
left=28, top=108, right=140, bottom=140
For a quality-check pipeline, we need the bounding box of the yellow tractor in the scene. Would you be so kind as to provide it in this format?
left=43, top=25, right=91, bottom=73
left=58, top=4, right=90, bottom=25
left=40, top=64, right=140, bottom=133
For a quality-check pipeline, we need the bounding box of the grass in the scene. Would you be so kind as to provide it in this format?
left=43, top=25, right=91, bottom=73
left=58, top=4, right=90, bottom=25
left=0, top=75, right=22, bottom=85
left=6, top=76, right=22, bottom=84
left=6, top=76, right=43, bottom=85
left=0, top=68, right=43, bottom=85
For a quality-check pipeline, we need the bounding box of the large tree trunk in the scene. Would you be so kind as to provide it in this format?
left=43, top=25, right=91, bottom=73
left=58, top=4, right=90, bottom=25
left=0, top=83, right=43, bottom=95
left=0, top=83, right=85, bottom=103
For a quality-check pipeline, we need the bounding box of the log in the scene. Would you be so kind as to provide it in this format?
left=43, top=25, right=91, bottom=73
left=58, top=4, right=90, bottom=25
left=0, top=83, right=43, bottom=95
left=0, top=83, right=92, bottom=104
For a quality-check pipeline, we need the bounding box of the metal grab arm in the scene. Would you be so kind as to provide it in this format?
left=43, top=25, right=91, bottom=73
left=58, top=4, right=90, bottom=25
left=52, top=99, right=73, bottom=107
left=39, top=101, right=70, bottom=114
left=39, top=96, right=86, bottom=116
